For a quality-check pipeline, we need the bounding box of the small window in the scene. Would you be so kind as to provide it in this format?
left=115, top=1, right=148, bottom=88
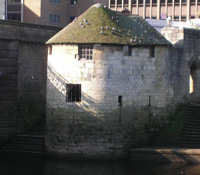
left=111, top=0, right=115, bottom=4
left=79, top=45, right=93, bottom=60
left=57, top=0, right=60, bottom=3
left=70, top=0, right=77, bottom=5
left=49, top=46, right=52, bottom=55
left=66, top=84, right=81, bottom=102
left=8, top=0, right=20, bottom=3
left=49, top=14, right=52, bottom=22
left=123, top=46, right=131, bottom=56
left=7, top=13, right=21, bottom=21
left=70, top=16, right=76, bottom=22
left=149, top=46, right=155, bottom=57
left=57, top=15, right=59, bottom=23
left=53, top=14, right=56, bottom=23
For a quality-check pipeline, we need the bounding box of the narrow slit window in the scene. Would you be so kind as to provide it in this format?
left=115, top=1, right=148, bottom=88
left=66, top=84, right=81, bottom=102
left=49, top=45, right=52, bottom=55
left=149, top=46, right=155, bottom=57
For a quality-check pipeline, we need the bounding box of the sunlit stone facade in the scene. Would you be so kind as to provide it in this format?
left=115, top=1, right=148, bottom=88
left=46, top=43, right=175, bottom=160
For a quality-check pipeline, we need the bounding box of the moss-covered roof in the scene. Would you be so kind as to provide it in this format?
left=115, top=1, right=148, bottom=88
left=46, top=3, right=170, bottom=46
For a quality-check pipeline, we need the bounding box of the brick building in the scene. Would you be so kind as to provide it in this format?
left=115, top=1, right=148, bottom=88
left=5, top=0, right=108, bottom=27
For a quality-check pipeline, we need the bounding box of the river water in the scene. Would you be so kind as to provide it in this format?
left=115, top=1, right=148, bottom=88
left=0, top=154, right=200, bottom=175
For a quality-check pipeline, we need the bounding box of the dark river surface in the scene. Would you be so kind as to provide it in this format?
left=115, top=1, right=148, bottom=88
left=0, top=153, right=200, bottom=175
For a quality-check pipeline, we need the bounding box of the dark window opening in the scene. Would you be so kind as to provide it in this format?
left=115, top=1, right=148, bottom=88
left=118, top=96, right=123, bottom=106
left=57, top=15, right=60, bottom=23
left=70, top=16, right=76, bottom=22
left=7, top=0, right=20, bottom=4
left=149, top=46, right=155, bottom=57
left=175, top=0, right=179, bottom=3
left=132, top=0, right=136, bottom=4
left=70, top=0, right=77, bottom=5
left=128, top=46, right=132, bottom=56
left=49, top=14, right=52, bottom=22
left=66, top=84, right=81, bottom=102
left=79, top=45, right=93, bottom=60
left=152, top=0, right=157, bottom=4
left=7, top=13, right=21, bottom=21
left=49, top=46, right=52, bottom=55
left=124, top=0, right=129, bottom=4
left=111, top=0, right=115, bottom=5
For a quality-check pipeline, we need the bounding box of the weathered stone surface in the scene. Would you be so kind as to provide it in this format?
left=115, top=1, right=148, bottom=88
left=46, top=43, right=175, bottom=159
left=0, top=21, right=60, bottom=146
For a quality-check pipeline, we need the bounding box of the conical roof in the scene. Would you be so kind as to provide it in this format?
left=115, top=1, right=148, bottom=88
left=46, top=3, right=170, bottom=46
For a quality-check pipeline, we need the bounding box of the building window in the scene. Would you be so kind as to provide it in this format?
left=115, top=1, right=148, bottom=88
left=66, top=84, right=81, bottom=102
left=132, top=0, right=136, bottom=5
left=50, top=0, right=60, bottom=3
left=53, top=14, right=56, bottom=23
left=7, top=0, right=20, bottom=4
left=50, top=14, right=59, bottom=23
left=111, top=0, right=115, bottom=5
left=79, top=45, right=93, bottom=60
left=70, top=0, right=77, bottom=5
left=149, top=46, right=155, bottom=57
left=49, top=14, right=52, bottom=22
left=70, top=16, right=76, bottom=22
left=7, top=13, right=21, bottom=21
left=57, top=15, right=60, bottom=23
left=49, top=46, right=52, bottom=55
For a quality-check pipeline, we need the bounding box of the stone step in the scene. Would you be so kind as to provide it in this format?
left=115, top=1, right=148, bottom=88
left=3, top=147, right=44, bottom=152
left=182, top=130, right=200, bottom=136
left=180, top=103, right=200, bottom=148
left=0, top=117, right=45, bottom=154
left=180, top=144, right=200, bottom=148
left=183, top=124, right=200, bottom=129
left=186, top=112, right=200, bottom=116
left=185, top=118, right=200, bottom=122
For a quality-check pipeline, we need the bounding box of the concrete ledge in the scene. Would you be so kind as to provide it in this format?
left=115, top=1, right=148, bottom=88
left=129, top=148, right=200, bottom=163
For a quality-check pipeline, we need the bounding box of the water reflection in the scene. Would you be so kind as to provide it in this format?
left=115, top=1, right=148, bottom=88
left=0, top=154, right=200, bottom=175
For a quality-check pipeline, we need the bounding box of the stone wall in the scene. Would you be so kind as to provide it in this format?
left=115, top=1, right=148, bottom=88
left=46, top=44, right=175, bottom=160
left=0, top=40, right=18, bottom=144
left=162, top=27, right=200, bottom=103
left=0, top=20, right=61, bottom=145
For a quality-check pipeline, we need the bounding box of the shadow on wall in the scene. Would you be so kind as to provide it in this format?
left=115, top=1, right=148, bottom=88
left=23, top=4, right=40, bottom=24
left=47, top=62, right=150, bottom=124
left=46, top=63, right=152, bottom=157
left=47, top=63, right=103, bottom=115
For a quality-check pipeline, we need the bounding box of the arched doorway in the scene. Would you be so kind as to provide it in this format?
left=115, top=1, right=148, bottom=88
left=189, top=60, right=200, bottom=102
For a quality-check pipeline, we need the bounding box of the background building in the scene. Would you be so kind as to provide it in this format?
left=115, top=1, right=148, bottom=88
left=4, top=0, right=200, bottom=27
left=109, top=0, right=200, bottom=21
left=5, top=0, right=67, bottom=27
left=4, top=0, right=108, bottom=27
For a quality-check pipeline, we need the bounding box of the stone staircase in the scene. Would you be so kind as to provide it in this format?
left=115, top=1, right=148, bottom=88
left=0, top=117, right=45, bottom=154
left=180, top=103, right=200, bottom=148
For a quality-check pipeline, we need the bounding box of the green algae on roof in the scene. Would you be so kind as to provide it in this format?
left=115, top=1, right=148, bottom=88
left=46, top=3, right=170, bottom=46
